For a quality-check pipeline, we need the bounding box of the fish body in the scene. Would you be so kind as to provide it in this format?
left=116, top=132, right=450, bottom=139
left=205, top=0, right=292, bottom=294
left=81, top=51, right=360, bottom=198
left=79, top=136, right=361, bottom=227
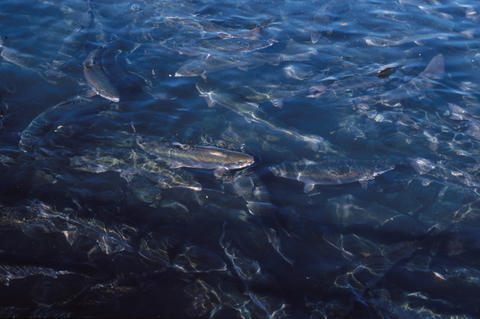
left=0, top=37, right=36, bottom=70
left=377, top=54, right=445, bottom=106
left=136, top=137, right=254, bottom=176
left=83, top=48, right=120, bottom=102
left=352, top=54, right=445, bottom=108
left=175, top=55, right=251, bottom=79
left=19, top=97, right=87, bottom=154
left=70, top=150, right=202, bottom=191
left=131, top=150, right=203, bottom=191
left=0, top=46, right=35, bottom=69
left=269, top=159, right=395, bottom=192
left=196, top=83, right=332, bottom=152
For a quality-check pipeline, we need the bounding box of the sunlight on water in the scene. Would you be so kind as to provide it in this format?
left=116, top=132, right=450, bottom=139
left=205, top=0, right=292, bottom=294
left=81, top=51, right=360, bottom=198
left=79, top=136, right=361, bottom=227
left=0, top=0, right=480, bottom=317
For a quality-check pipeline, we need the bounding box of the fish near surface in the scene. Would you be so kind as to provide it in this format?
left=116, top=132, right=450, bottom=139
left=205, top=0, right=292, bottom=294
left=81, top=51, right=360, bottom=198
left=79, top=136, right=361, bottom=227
left=136, top=137, right=254, bottom=177
left=137, top=137, right=254, bottom=175
left=0, top=38, right=36, bottom=70
left=83, top=48, right=120, bottom=102
left=269, top=159, right=395, bottom=192
left=354, top=54, right=445, bottom=108
left=196, top=82, right=333, bottom=152
left=379, top=54, right=445, bottom=105
left=130, top=150, right=203, bottom=191
left=70, top=150, right=202, bottom=191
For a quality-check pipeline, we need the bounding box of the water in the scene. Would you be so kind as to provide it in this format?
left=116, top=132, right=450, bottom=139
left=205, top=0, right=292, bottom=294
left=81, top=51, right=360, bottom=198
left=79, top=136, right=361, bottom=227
left=0, top=0, right=480, bottom=317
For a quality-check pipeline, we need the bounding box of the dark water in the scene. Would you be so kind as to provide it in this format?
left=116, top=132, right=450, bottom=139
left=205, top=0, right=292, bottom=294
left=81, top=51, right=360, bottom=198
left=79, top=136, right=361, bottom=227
left=1, top=0, right=480, bottom=317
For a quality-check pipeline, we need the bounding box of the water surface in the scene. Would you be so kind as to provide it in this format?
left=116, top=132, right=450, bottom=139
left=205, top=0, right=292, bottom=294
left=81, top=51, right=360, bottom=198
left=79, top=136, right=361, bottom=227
left=1, top=0, right=480, bottom=317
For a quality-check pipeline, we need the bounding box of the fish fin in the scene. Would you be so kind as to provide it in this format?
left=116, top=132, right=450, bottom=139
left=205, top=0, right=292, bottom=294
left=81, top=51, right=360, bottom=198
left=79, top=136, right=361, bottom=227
left=303, top=182, right=315, bottom=193
left=248, top=26, right=262, bottom=37
left=359, top=179, right=369, bottom=190
left=217, top=32, right=232, bottom=39
left=172, top=142, right=192, bottom=150
left=171, top=142, right=184, bottom=148
left=419, top=54, right=444, bottom=80
left=214, top=167, right=226, bottom=179
left=200, top=71, right=208, bottom=81
left=86, top=89, right=97, bottom=98
left=169, top=162, right=183, bottom=169
left=206, top=95, right=216, bottom=107
left=270, top=98, right=283, bottom=108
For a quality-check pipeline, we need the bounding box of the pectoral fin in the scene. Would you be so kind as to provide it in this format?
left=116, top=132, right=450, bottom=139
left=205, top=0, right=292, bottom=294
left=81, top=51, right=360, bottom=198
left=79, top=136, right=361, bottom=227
left=303, top=182, right=315, bottom=193
left=206, top=95, right=216, bottom=107
left=214, top=167, right=226, bottom=179
left=359, top=179, right=369, bottom=190
left=86, top=89, right=97, bottom=98
left=270, top=98, right=283, bottom=108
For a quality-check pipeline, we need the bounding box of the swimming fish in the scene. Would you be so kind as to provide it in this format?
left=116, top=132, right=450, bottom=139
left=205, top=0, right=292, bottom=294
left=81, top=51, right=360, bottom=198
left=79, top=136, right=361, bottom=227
left=70, top=150, right=202, bottom=191
left=136, top=137, right=254, bottom=177
left=196, top=82, right=333, bottom=152
left=83, top=48, right=120, bottom=102
left=0, top=38, right=36, bottom=70
left=268, top=159, right=395, bottom=192
left=373, top=54, right=444, bottom=107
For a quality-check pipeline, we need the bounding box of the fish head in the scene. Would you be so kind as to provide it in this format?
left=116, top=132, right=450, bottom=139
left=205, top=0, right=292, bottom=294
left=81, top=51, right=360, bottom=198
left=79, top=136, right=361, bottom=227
left=214, top=149, right=255, bottom=170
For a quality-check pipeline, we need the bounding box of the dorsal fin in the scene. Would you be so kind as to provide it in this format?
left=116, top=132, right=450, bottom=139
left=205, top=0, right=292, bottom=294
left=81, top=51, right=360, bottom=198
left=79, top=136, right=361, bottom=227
left=418, top=54, right=444, bottom=80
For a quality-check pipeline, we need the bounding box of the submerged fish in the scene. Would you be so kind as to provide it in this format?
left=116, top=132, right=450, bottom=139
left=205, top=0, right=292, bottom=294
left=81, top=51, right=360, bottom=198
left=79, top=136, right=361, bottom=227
left=175, top=54, right=251, bottom=79
left=269, top=159, right=395, bottom=192
left=376, top=54, right=445, bottom=107
left=0, top=38, right=36, bottom=70
left=83, top=48, right=120, bottom=102
left=19, top=97, right=89, bottom=154
left=136, top=137, right=254, bottom=177
left=70, top=150, right=202, bottom=191
left=351, top=54, right=445, bottom=109
left=196, top=82, right=333, bottom=152
left=0, top=38, right=58, bottom=84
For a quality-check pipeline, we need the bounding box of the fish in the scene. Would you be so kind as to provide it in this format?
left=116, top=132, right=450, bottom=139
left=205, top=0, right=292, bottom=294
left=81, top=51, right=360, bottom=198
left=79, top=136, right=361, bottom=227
left=70, top=149, right=202, bottom=191
left=244, top=85, right=302, bottom=108
left=0, top=38, right=36, bottom=70
left=130, top=150, right=203, bottom=191
left=196, top=83, right=333, bottom=152
left=136, top=137, right=254, bottom=177
left=0, top=265, right=74, bottom=286
left=283, top=64, right=313, bottom=81
left=352, top=54, right=445, bottom=108
left=30, top=201, right=134, bottom=255
left=377, top=54, right=445, bottom=107
left=268, top=159, right=395, bottom=192
left=58, top=3, right=95, bottom=59
left=19, top=97, right=89, bottom=154
left=197, top=37, right=275, bottom=54
left=0, top=38, right=58, bottom=84
left=174, top=54, right=252, bottom=79
left=83, top=48, right=120, bottom=102
left=408, top=157, right=436, bottom=175
left=377, top=65, right=396, bottom=78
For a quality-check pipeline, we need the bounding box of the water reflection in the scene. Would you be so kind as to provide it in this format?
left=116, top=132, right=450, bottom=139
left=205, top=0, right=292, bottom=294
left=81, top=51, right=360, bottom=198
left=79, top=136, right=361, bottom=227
left=0, top=0, right=480, bottom=317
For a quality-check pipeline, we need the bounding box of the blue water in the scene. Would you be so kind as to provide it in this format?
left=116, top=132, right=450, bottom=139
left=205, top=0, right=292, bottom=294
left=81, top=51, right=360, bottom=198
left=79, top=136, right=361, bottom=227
left=1, top=0, right=480, bottom=317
